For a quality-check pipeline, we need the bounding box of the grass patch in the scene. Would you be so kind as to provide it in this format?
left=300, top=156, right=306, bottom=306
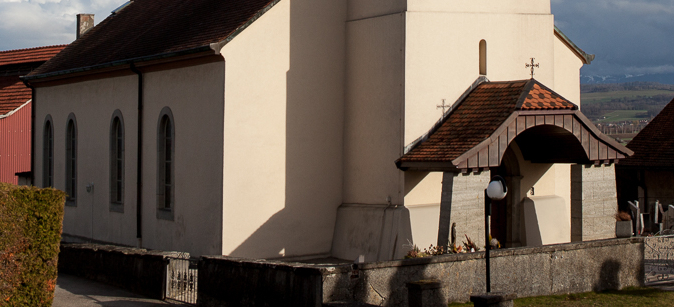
left=581, top=90, right=674, bottom=105
left=597, top=110, right=648, bottom=122
left=447, top=287, right=674, bottom=307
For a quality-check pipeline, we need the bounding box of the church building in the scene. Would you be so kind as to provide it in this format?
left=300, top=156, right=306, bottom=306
left=23, top=0, right=631, bottom=260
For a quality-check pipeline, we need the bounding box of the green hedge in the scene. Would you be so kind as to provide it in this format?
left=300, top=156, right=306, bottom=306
left=0, top=183, right=65, bottom=306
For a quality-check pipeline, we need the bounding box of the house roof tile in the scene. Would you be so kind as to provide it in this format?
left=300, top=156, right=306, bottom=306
left=0, top=77, right=31, bottom=116
left=0, top=45, right=66, bottom=116
left=28, top=0, right=278, bottom=78
left=620, top=98, right=674, bottom=168
left=0, top=45, right=66, bottom=67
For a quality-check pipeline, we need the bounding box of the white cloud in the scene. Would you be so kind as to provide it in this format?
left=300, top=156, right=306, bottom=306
left=0, top=0, right=123, bottom=50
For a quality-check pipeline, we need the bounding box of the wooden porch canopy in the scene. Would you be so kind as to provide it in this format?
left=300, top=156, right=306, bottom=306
left=396, top=79, right=633, bottom=172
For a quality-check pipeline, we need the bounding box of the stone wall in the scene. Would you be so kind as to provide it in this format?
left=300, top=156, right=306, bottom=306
left=571, top=164, right=618, bottom=241
left=59, top=238, right=645, bottom=306
left=58, top=243, right=176, bottom=300
left=438, top=171, right=490, bottom=249
left=323, top=238, right=643, bottom=306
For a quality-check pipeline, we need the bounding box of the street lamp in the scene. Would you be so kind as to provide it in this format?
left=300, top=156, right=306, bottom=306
left=485, top=175, right=507, bottom=293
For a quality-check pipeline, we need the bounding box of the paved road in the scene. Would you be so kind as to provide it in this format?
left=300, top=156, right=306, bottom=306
left=53, top=273, right=174, bottom=307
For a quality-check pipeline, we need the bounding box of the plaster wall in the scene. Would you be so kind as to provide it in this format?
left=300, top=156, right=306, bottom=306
left=140, top=61, right=225, bottom=256
left=221, top=0, right=346, bottom=259
left=553, top=35, right=584, bottom=105
left=405, top=171, right=442, bottom=249
left=33, top=75, right=139, bottom=247
left=343, top=13, right=405, bottom=206
left=523, top=195, right=571, bottom=246
left=347, top=0, right=405, bottom=21
left=337, top=13, right=409, bottom=260
left=407, top=0, right=550, bottom=14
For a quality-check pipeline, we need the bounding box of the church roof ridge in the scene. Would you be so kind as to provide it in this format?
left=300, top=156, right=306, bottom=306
left=24, top=0, right=280, bottom=81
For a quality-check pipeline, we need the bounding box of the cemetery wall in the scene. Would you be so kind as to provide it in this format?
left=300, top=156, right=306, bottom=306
left=59, top=238, right=645, bottom=306
left=323, top=237, right=643, bottom=305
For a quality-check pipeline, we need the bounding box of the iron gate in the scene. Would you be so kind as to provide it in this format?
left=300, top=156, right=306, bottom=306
left=644, top=235, right=674, bottom=284
left=166, top=253, right=198, bottom=304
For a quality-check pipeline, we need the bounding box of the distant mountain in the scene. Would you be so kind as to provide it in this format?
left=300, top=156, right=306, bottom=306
left=581, top=73, right=674, bottom=85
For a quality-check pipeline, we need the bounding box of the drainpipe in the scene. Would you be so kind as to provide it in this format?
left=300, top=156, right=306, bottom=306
left=130, top=63, right=143, bottom=248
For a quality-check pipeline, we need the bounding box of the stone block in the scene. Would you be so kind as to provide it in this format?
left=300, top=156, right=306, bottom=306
left=582, top=166, right=604, bottom=182
left=407, top=280, right=445, bottom=307
left=470, top=293, right=515, bottom=307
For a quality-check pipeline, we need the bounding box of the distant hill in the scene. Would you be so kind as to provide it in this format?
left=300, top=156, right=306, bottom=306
left=582, top=82, right=674, bottom=93
left=580, top=82, right=674, bottom=122
left=582, top=73, right=674, bottom=85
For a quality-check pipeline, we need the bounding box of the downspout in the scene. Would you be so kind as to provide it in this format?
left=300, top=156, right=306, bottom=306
left=130, top=63, right=143, bottom=248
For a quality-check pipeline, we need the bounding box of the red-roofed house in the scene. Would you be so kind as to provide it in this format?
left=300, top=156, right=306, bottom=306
left=22, top=0, right=629, bottom=260
left=0, top=45, right=66, bottom=185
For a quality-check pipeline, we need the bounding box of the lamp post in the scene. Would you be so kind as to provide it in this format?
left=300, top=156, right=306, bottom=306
left=484, top=176, right=507, bottom=293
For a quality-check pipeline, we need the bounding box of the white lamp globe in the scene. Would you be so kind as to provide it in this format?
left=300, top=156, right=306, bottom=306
left=486, top=179, right=507, bottom=200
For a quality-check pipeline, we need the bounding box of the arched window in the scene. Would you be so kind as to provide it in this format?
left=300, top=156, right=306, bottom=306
left=157, top=107, right=174, bottom=220
left=479, top=40, right=487, bottom=75
left=110, top=110, right=124, bottom=212
left=43, top=115, right=54, bottom=187
left=65, top=113, right=77, bottom=206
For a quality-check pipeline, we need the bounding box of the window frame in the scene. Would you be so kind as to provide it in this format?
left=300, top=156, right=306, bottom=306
left=156, top=107, right=175, bottom=221
left=43, top=115, right=54, bottom=188
left=65, top=113, right=77, bottom=207
left=110, top=110, right=125, bottom=213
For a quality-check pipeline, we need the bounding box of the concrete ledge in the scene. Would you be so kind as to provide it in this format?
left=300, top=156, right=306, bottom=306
left=58, top=243, right=174, bottom=300
left=198, top=255, right=324, bottom=307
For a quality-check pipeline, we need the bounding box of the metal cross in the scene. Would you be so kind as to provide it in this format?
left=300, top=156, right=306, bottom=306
left=525, top=58, right=539, bottom=79
left=437, top=99, right=450, bottom=114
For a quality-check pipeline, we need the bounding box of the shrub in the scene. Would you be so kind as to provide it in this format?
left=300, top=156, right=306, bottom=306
left=0, top=183, right=65, bottom=306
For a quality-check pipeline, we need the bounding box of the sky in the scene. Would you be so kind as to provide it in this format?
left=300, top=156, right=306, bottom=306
left=0, top=0, right=673, bottom=77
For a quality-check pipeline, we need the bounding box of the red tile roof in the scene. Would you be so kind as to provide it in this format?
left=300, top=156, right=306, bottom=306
left=0, top=45, right=66, bottom=67
left=0, top=45, right=66, bottom=116
left=620, top=98, right=674, bottom=168
left=398, top=79, right=578, bottom=164
left=0, top=77, right=31, bottom=116
left=28, top=0, right=278, bottom=78
left=520, top=83, right=576, bottom=110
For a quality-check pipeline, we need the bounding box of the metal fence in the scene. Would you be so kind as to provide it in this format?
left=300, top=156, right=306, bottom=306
left=165, top=253, right=198, bottom=305
left=644, top=235, right=674, bottom=284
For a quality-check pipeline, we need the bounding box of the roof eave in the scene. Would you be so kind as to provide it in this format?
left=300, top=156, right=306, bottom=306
left=554, top=26, right=595, bottom=65
left=21, top=45, right=219, bottom=83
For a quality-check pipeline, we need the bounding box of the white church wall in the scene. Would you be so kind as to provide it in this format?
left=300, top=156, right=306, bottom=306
left=347, top=0, right=406, bottom=21
left=221, top=0, right=347, bottom=259
left=140, top=60, right=225, bottom=256
left=408, top=0, right=550, bottom=15
left=343, top=13, right=405, bottom=206
left=34, top=74, right=139, bottom=248
left=523, top=195, right=571, bottom=246
left=553, top=35, right=585, bottom=105
left=404, top=171, right=442, bottom=249
left=335, top=12, right=410, bottom=261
